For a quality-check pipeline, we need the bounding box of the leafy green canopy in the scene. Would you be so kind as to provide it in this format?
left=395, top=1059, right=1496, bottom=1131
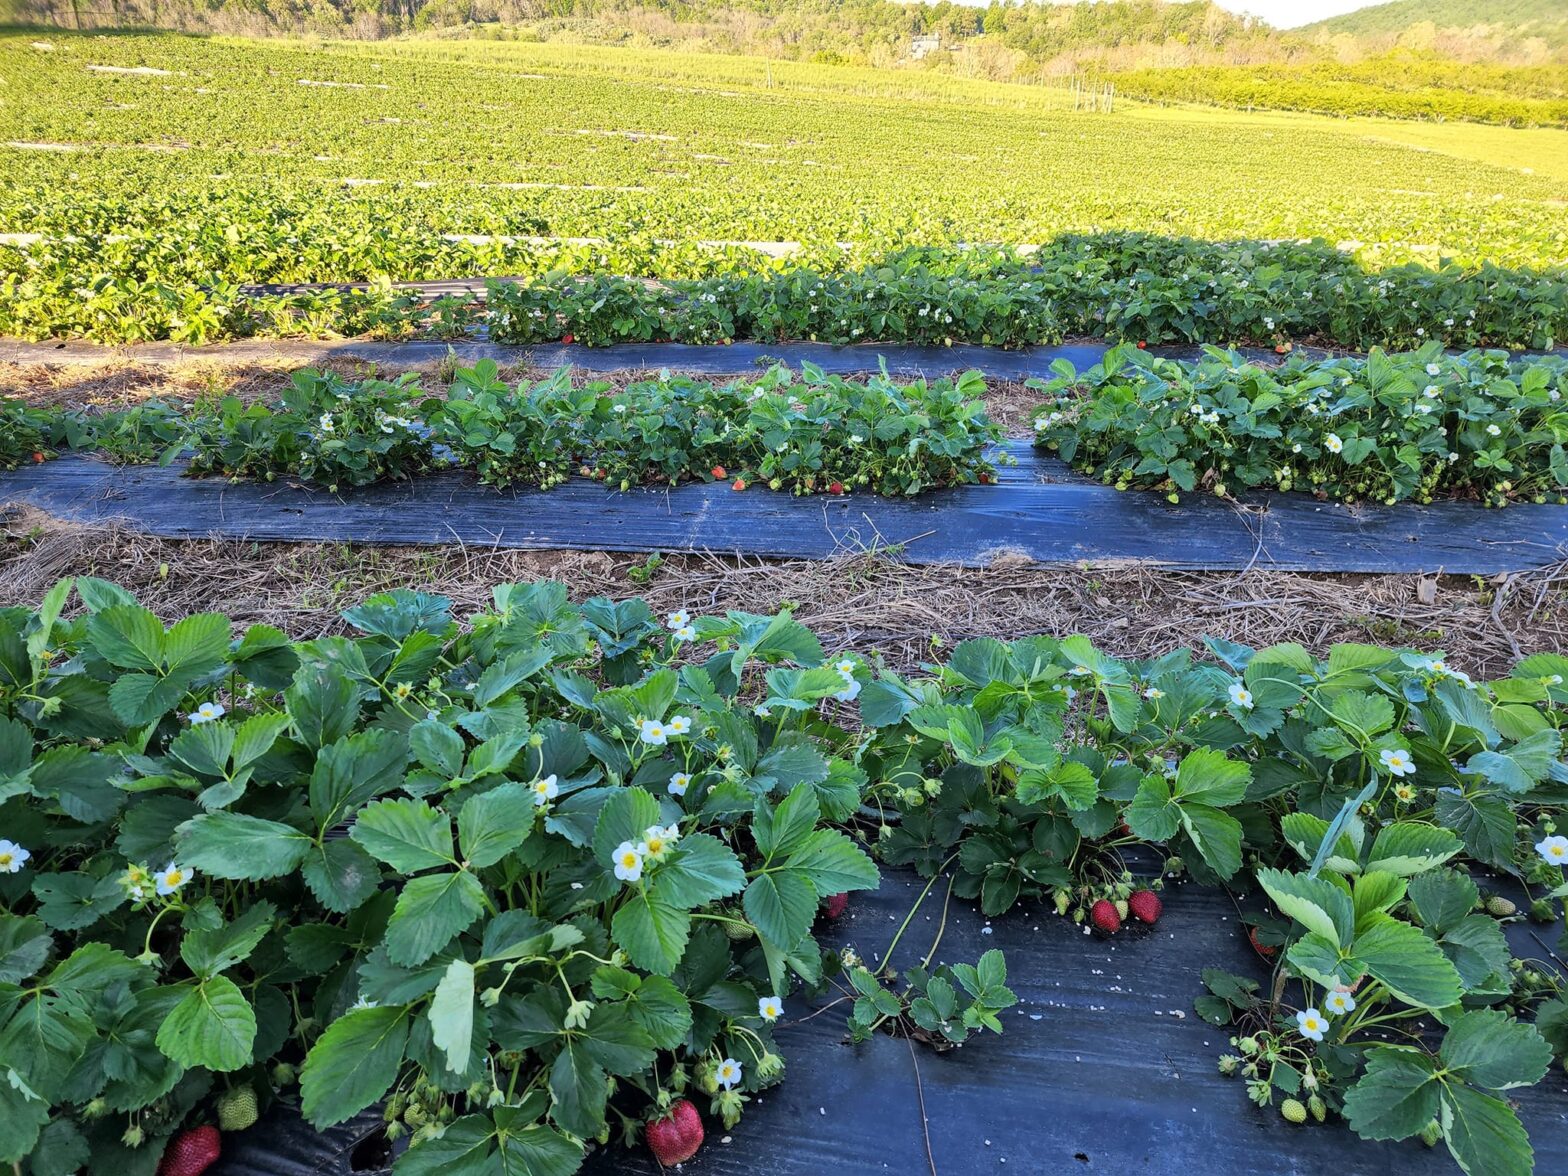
left=1034, top=343, right=1568, bottom=507
left=0, top=579, right=877, bottom=1173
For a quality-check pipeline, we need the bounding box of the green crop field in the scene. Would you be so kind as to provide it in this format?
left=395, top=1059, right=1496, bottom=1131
left=3, top=30, right=1568, bottom=343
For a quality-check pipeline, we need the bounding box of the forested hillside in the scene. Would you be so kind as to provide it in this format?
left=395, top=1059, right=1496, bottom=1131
left=1303, top=0, right=1567, bottom=63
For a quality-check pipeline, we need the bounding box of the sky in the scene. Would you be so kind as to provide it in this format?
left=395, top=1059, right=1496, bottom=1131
left=1215, top=0, right=1379, bottom=28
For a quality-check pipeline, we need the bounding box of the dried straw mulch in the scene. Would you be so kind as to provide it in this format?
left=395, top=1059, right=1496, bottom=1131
left=3, top=507, right=1564, bottom=677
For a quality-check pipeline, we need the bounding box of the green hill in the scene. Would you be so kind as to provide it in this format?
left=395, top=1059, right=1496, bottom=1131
left=1304, top=0, right=1568, bottom=51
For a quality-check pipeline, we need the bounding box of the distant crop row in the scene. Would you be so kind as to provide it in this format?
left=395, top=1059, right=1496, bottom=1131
left=1111, top=65, right=1568, bottom=129
left=2, top=32, right=1567, bottom=347
left=4, top=238, right=1564, bottom=352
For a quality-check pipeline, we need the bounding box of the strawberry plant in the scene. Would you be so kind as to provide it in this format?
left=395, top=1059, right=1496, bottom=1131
left=184, top=369, right=441, bottom=490
left=1204, top=850, right=1555, bottom=1176
left=856, top=631, right=1568, bottom=1172
left=1033, top=343, right=1568, bottom=507
left=422, top=361, right=589, bottom=490
left=0, top=399, right=53, bottom=470
left=844, top=949, right=1017, bottom=1046
left=0, top=578, right=890, bottom=1174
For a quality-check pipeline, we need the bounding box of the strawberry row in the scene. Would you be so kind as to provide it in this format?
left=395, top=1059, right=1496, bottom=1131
left=3, top=362, right=1005, bottom=498
left=6, top=236, right=1565, bottom=351
left=1032, top=343, right=1568, bottom=507
left=3, top=581, right=1567, bottom=1176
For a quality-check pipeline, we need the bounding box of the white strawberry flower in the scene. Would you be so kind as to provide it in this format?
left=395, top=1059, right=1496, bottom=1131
left=666, top=714, right=692, bottom=736
left=1536, top=835, right=1568, bottom=865
left=1296, top=1008, right=1327, bottom=1041
left=758, top=995, right=783, bottom=1022
left=667, top=609, right=690, bottom=629
left=1324, top=989, right=1356, bottom=1016
left=612, top=840, right=645, bottom=882
left=1379, top=748, right=1414, bottom=777
left=1324, top=433, right=1343, bottom=454
left=0, top=840, right=30, bottom=873
left=1486, top=423, right=1502, bottom=437
left=1425, top=363, right=1442, bottom=376
left=531, top=775, right=559, bottom=806
left=668, top=772, right=691, bottom=797
left=640, top=824, right=679, bottom=861
left=1227, top=682, right=1254, bottom=710
left=639, top=719, right=668, bottom=746
left=673, top=624, right=696, bottom=642
left=189, top=701, right=226, bottom=725
left=155, top=862, right=192, bottom=896
left=714, top=1057, right=743, bottom=1089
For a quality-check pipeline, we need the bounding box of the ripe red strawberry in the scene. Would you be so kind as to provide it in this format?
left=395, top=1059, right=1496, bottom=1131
left=731, top=477, right=747, bottom=491
left=1136, top=340, right=1147, bottom=349
left=822, top=892, right=849, bottom=919
left=1128, top=889, right=1162, bottom=925
left=1089, top=899, right=1121, bottom=935
left=711, top=465, right=727, bottom=479
left=157, top=1126, right=221, bottom=1176
left=977, top=472, right=991, bottom=484
left=828, top=481, right=844, bottom=495
left=646, top=1099, right=704, bottom=1166
left=1248, top=927, right=1277, bottom=959
left=561, top=333, right=575, bottom=344
left=31, top=451, right=46, bottom=463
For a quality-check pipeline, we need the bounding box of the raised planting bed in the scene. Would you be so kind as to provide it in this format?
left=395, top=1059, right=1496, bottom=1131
left=7, top=582, right=1568, bottom=1176
left=212, top=869, right=1568, bottom=1176
left=5, top=445, right=1567, bottom=574
left=7, top=348, right=1568, bottom=573
left=0, top=338, right=1295, bottom=376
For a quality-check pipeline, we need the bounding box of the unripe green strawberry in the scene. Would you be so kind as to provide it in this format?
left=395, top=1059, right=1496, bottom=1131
left=1531, top=898, right=1555, bottom=922
left=723, top=918, right=754, bottom=942
left=1419, top=1120, right=1442, bottom=1147
left=218, top=1086, right=259, bottom=1132
left=1114, top=899, right=1129, bottom=920
left=1280, top=1099, right=1308, bottom=1124
left=1308, top=1095, right=1326, bottom=1122
left=1486, top=896, right=1517, bottom=917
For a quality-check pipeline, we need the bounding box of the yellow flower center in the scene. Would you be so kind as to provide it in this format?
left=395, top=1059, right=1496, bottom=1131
left=0, top=853, right=12, bottom=867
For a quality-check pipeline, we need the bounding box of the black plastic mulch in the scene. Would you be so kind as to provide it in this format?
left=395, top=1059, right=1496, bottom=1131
left=5, top=445, right=1567, bottom=574
left=214, top=868, right=1568, bottom=1176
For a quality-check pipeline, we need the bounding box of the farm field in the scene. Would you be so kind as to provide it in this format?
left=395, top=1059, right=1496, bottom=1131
left=8, top=13, right=1568, bottom=1176
left=3, top=32, right=1568, bottom=345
